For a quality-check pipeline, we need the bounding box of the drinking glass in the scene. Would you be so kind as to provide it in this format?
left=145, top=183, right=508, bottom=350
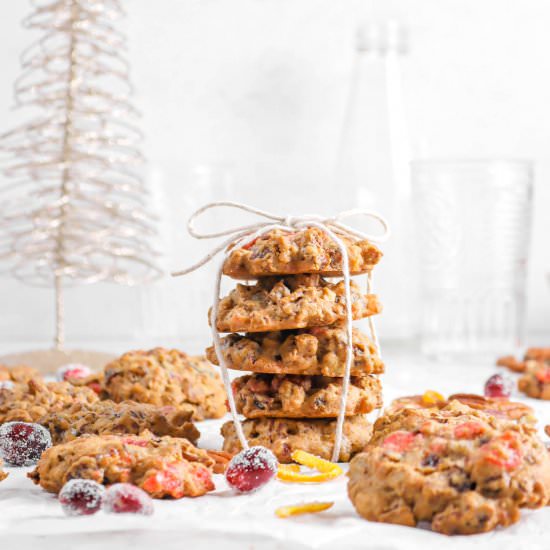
left=412, top=160, right=533, bottom=359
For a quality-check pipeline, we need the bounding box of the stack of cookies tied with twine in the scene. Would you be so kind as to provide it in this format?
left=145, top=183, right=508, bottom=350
left=174, top=202, right=390, bottom=463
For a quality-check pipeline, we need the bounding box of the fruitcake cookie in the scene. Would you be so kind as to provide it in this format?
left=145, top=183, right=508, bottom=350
left=221, top=415, right=372, bottom=463
left=40, top=400, right=200, bottom=445
left=232, top=373, right=382, bottom=418
left=518, top=361, right=550, bottom=400
left=0, top=379, right=98, bottom=424
left=29, top=431, right=217, bottom=498
left=0, top=364, right=40, bottom=383
left=497, top=347, right=550, bottom=373
left=386, top=393, right=535, bottom=423
left=206, top=325, right=384, bottom=376
left=348, top=402, right=550, bottom=535
left=102, top=349, right=226, bottom=420
left=213, top=274, right=381, bottom=333
left=222, top=228, right=382, bottom=280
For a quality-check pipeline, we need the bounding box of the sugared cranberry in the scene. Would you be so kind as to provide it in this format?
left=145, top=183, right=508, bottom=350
left=0, top=422, right=52, bottom=466
left=225, top=446, right=278, bottom=493
left=57, top=363, right=92, bottom=381
left=59, top=479, right=105, bottom=516
left=484, top=374, right=514, bottom=398
left=0, top=381, right=15, bottom=391
left=103, top=483, right=154, bottom=515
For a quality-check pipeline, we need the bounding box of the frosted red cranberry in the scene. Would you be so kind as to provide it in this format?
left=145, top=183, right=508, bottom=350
left=57, top=363, right=92, bottom=381
left=59, top=479, right=105, bottom=516
left=225, top=446, right=278, bottom=493
left=484, top=374, right=513, bottom=398
left=103, top=483, right=154, bottom=515
left=0, top=381, right=15, bottom=391
left=0, top=422, right=52, bottom=466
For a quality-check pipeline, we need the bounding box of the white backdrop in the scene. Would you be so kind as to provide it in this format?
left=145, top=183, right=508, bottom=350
left=0, top=0, right=548, bottom=352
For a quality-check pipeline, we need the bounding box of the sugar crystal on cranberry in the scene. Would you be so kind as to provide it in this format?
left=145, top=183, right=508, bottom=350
left=103, top=483, right=154, bottom=515
left=0, top=381, right=15, bottom=391
left=225, top=446, right=278, bottom=493
left=484, top=374, right=514, bottom=398
left=59, top=479, right=105, bottom=516
left=0, top=422, right=52, bottom=466
left=57, top=363, right=92, bottom=381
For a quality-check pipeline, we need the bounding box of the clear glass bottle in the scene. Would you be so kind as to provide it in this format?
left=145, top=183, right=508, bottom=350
left=334, top=21, right=415, bottom=340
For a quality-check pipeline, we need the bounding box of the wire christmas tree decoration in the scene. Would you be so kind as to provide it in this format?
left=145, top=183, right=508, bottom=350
left=0, top=0, right=162, bottom=351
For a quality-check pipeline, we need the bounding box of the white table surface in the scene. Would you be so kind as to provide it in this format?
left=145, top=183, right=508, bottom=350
left=1, top=346, right=549, bottom=550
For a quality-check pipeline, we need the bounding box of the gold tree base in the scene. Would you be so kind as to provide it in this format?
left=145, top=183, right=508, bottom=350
left=0, top=349, right=115, bottom=375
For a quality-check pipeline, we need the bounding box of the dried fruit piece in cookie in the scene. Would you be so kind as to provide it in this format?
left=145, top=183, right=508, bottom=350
left=221, top=415, right=372, bottom=463
left=213, top=275, right=381, bottom=333
left=28, top=431, right=216, bottom=498
left=349, top=402, right=550, bottom=535
left=103, top=348, right=226, bottom=420
left=0, top=422, right=52, bottom=466
left=0, top=379, right=98, bottom=424
left=232, top=373, right=382, bottom=418
left=518, top=361, right=550, bottom=400
left=225, top=446, right=278, bottom=493
left=59, top=479, right=105, bottom=516
left=0, top=364, right=40, bottom=383
left=104, top=483, right=154, bottom=515
left=56, top=363, right=93, bottom=382
left=222, top=228, right=382, bottom=279
left=206, top=325, right=384, bottom=376
left=40, top=400, right=200, bottom=445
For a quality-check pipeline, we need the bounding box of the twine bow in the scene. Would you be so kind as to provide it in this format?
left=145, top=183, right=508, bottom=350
left=173, top=201, right=390, bottom=462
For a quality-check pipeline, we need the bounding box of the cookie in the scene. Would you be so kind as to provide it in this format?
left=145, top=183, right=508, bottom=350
left=518, top=361, right=550, bottom=400
left=232, top=373, right=382, bottom=418
left=222, top=228, right=382, bottom=280
left=213, top=274, right=381, bottom=333
left=221, top=415, right=372, bottom=463
left=348, top=402, right=550, bottom=535
left=386, top=393, right=535, bottom=424
left=206, top=325, right=384, bottom=376
left=29, top=431, right=216, bottom=498
left=40, top=400, right=200, bottom=445
left=497, top=347, right=550, bottom=374
left=0, top=379, right=98, bottom=424
left=103, top=349, right=226, bottom=420
left=0, top=459, right=7, bottom=482
left=0, top=364, right=40, bottom=383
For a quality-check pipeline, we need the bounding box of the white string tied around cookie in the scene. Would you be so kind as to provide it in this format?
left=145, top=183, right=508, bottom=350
left=173, top=201, right=390, bottom=462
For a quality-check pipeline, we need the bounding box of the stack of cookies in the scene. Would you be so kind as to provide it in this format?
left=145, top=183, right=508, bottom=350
left=206, top=227, right=385, bottom=463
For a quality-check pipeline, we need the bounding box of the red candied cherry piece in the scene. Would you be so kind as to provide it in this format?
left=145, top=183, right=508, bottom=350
left=480, top=432, right=522, bottom=471
left=242, top=237, right=259, bottom=250
left=87, top=382, right=102, bottom=395
left=122, top=437, right=149, bottom=448
left=143, top=462, right=214, bottom=499
left=57, top=363, right=92, bottom=381
left=382, top=431, right=417, bottom=453
left=454, top=421, right=485, bottom=439
left=59, top=479, right=105, bottom=516
left=103, top=483, right=154, bottom=515
left=225, top=446, right=278, bottom=493
left=535, top=366, right=550, bottom=384
left=484, top=373, right=513, bottom=398
left=0, top=422, right=52, bottom=466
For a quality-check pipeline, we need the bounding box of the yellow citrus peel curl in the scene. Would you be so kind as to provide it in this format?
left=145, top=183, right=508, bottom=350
left=422, top=390, right=445, bottom=406
left=275, top=501, right=334, bottom=518
left=277, top=450, right=343, bottom=483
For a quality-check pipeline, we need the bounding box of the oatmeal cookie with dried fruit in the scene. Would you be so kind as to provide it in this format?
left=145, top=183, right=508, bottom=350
left=0, top=379, right=98, bottom=424
left=222, top=227, right=382, bottom=279
left=518, top=361, right=550, bottom=400
left=221, top=415, right=372, bottom=463
left=102, top=348, right=226, bottom=420
left=0, top=364, right=40, bottom=383
left=206, top=325, right=383, bottom=376
left=386, top=393, right=535, bottom=423
left=213, top=274, right=381, bottom=333
left=40, top=400, right=200, bottom=445
left=348, top=402, right=550, bottom=535
left=497, top=347, right=550, bottom=373
left=232, top=373, right=382, bottom=418
left=29, top=431, right=217, bottom=498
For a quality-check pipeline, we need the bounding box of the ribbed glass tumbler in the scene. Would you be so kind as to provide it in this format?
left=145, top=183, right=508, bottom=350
left=412, top=160, right=533, bottom=359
